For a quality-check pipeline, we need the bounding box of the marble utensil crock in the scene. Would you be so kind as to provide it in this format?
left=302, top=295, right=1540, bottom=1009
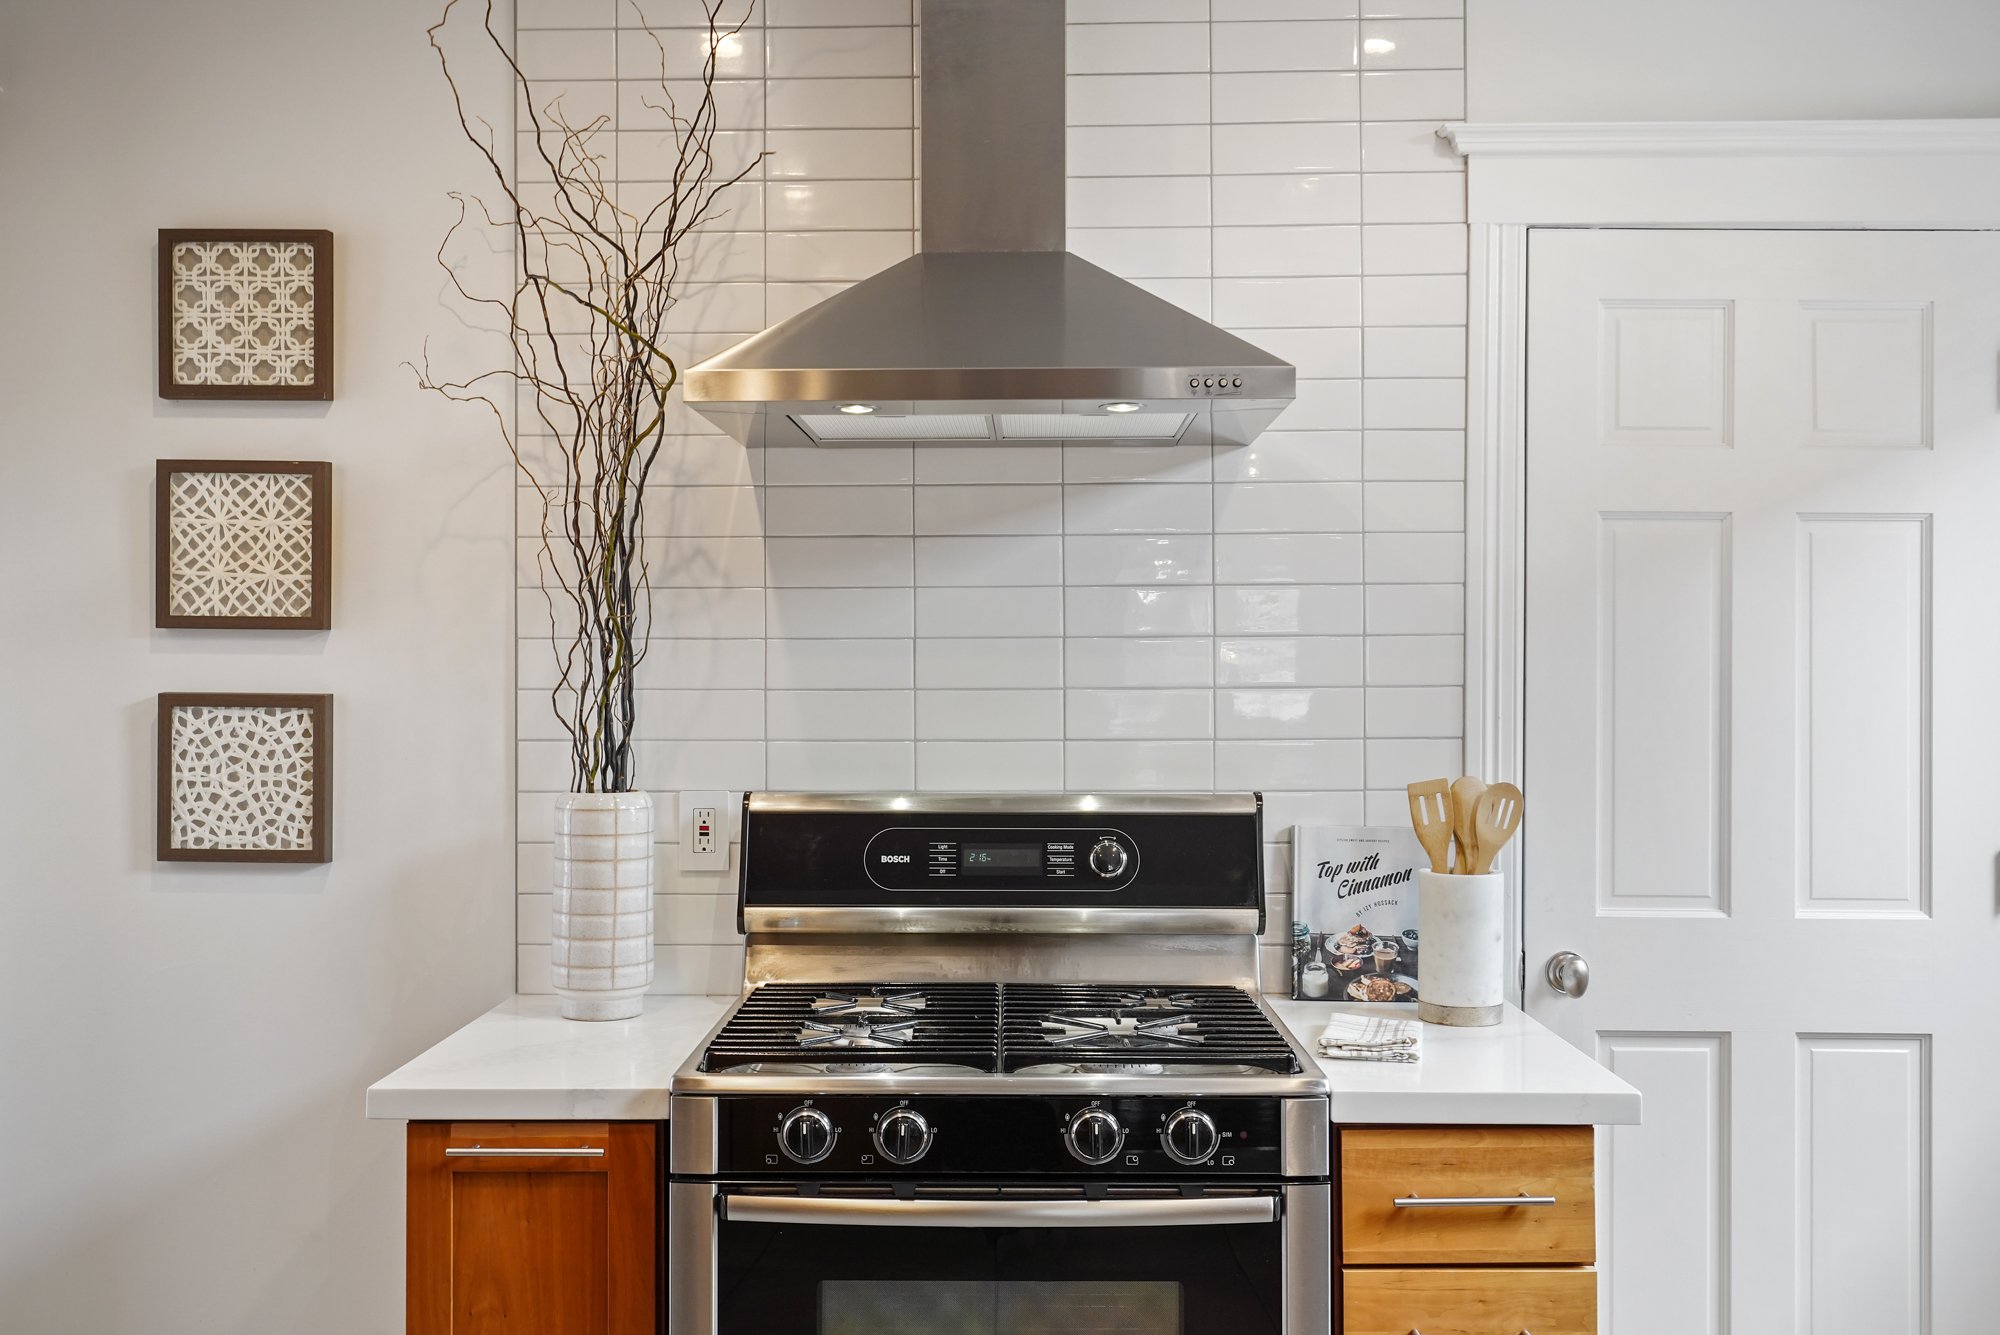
left=1416, top=870, right=1504, bottom=1026
left=551, top=791, right=655, bottom=1021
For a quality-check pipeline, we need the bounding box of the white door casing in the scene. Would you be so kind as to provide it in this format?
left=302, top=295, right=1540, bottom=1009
left=1448, top=123, right=2000, bottom=1335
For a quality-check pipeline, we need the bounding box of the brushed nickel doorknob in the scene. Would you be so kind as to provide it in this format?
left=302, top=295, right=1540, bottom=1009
left=1545, top=951, right=1589, bottom=997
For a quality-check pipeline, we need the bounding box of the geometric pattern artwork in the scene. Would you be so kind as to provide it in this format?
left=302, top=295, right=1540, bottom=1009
left=155, top=460, right=331, bottom=629
left=157, top=693, right=332, bottom=863
left=158, top=230, right=334, bottom=400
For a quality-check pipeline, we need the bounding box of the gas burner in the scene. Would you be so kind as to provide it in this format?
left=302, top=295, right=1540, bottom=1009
left=1038, top=1009, right=1206, bottom=1051
left=799, top=1016, right=920, bottom=1049
left=810, top=987, right=929, bottom=1017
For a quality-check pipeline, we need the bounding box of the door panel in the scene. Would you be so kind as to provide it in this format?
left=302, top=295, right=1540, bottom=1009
left=1525, top=229, right=2000, bottom=1334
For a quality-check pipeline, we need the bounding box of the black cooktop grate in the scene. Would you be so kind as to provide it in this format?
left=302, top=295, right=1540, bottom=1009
left=701, top=982, right=1298, bottom=1074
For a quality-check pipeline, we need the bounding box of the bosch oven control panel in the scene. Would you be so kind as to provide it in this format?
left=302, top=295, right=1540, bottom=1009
left=864, top=827, right=1137, bottom=890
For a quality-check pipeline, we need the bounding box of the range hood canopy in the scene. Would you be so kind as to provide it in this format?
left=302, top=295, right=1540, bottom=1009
left=683, top=0, right=1296, bottom=449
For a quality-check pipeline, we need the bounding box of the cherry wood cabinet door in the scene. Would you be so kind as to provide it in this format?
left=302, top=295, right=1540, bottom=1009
left=408, top=1121, right=657, bottom=1335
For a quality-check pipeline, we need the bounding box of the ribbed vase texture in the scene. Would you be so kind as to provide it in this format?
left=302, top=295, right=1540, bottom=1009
left=551, top=792, right=654, bottom=1021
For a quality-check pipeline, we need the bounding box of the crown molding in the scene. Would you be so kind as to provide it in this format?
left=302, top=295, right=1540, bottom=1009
left=1441, top=119, right=2000, bottom=159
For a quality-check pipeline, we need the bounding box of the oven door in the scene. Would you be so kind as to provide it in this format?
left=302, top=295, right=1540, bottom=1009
left=671, top=1182, right=1330, bottom=1335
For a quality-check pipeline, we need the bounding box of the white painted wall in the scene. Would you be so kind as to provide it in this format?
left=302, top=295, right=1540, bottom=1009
left=1468, top=0, right=2000, bottom=122
left=0, top=1, right=516, bottom=1331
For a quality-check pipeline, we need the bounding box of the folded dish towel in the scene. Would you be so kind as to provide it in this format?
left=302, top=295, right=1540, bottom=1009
left=1317, top=1012, right=1421, bottom=1063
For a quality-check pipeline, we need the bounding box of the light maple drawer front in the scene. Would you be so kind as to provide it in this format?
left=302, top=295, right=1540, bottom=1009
left=1343, top=1266, right=1596, bottom=1335
left=1340, top=1126, right=1594, bottom=1264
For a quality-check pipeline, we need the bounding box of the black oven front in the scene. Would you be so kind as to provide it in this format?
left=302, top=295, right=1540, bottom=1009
left=670, top=1180, right=1331, bottom=1335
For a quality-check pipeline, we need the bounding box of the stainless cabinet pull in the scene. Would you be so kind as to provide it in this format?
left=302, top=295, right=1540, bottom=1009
left=1392, top=1192, right=1555, bottom=1208
left=444, top=1145, right=605, bottom=1157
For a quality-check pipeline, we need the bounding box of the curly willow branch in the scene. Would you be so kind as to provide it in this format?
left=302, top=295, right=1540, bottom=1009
left=415, top=0, right=767, bottom=793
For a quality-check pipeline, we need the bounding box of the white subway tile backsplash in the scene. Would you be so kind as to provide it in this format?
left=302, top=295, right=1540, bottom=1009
left=515, top=6, right=1468, bottom=992
left=1064, top=535, right=1214, bottom=585
left=1364, top=634, right=1463, bottom=685
left=1364, top=531, right=1464, bottom=583
left=1212, top=173, right=1360, bottom=226
left=915, top=535, right=1066, bottom=586
left=1066, top=586, right=1214, bottom=636
left=917, top=741, right=1065, bottom=791
left=1065, top=741, right=1214, bottom=791
left=1212, top=122, right=1360, bottom=176
left=1066, top=637, right=1214, bottom=688
left=1068, top=22, right=1208, bottom=75
left=1211, top=72, right=1359, bottom=123
left=1215, top=483, right=1361, bottom=534
left=766, top=587, right=914, bottom=639
left=767, top=638, right=913, bottom=690
left=917, top=638, right=1064, bottom=689
left=1357, top=19, right=1463, bottom=70
left=1216, top=585, right=1365, bottom=636
left=1067, top=125, right=1211, bottom=177
left=916, top=586, right=1066, bottom=638
left=1218, top=687, right=1364, bottom=738
left=1068, top=73, right=1211, bottom=126
left=1212, top=21, right=1357, bottom=74
left=1217, top=636, right=1364, bottom=685
left=1067, top=689, right=1213, bottom=739
left=918, top=689, right=1064, bottom=740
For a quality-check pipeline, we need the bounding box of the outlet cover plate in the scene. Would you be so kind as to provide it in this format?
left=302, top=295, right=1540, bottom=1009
left=679, top=790, right=730, bottom=873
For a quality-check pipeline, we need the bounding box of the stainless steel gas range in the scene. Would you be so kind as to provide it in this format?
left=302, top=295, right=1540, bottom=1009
left=668, top=793, right=1332, bottom=1335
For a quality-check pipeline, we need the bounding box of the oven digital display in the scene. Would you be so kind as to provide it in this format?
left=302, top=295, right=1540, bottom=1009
left=960, top=844, right=1041, bottom=875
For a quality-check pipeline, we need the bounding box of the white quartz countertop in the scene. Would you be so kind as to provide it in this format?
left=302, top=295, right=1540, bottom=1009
left=368, top=993, right=1640, bottom=1126
left=1266, top=999, right=1641, bottom=1126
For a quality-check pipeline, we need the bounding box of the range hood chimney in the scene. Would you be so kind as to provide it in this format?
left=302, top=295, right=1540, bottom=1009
left=682, top=0, right=1296, bottom=448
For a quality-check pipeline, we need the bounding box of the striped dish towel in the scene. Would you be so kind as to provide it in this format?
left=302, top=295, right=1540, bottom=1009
left=1317, top=1012, right=1421, bottom=1063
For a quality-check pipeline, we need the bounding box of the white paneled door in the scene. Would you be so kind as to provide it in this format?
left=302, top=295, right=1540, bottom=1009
left=1523, top=229, right=2000, bottom=1335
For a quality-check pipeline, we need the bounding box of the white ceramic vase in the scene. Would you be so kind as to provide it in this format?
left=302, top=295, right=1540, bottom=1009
left=551, top=791, right=654, bottom=1021
left=1415, top=870, right=1504, bottom=1026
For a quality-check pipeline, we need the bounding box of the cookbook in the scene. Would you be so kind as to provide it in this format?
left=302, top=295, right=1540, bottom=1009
left=1290, top=825, right=1423, bottom=1003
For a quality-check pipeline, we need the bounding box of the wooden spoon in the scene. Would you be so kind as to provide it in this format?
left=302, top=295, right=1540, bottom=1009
left=1405, top=778, right=1454, bottom=874
left=1449, top=775, right=1487, bottom=874
left=1469, top=783, right=1524, bottom=874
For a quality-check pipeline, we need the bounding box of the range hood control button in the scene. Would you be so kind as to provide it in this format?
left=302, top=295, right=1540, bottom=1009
left=1160, top=1107, right=1220, bottom=1166
left=778, top=1106, right=836, bottom=1165
left=873, top=1107, right=934, bottom=1165
left=1065, top=1107, right=1125, bottom=1165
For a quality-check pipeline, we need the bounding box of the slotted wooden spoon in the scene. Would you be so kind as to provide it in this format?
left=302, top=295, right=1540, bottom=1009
left=1449, top=774, right=1487, bottom=873
left=1406, top=778, right=1454, bottom=874
left=1469, top=782, right=1524, bottom=873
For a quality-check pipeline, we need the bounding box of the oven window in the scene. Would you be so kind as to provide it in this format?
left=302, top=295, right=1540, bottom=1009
left=719, top=1214, right=1280, bottom=1335
left=823, top=1280, right=1178, bottom=1335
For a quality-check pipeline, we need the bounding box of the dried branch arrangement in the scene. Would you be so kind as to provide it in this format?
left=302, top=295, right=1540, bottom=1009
left=418, top=0, right=763, bottom=792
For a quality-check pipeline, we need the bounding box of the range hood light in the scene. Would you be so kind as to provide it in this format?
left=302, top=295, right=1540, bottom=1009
left=1101, top=401, right=1143, bottom=413
left=837, top=403, right=876, bottom=415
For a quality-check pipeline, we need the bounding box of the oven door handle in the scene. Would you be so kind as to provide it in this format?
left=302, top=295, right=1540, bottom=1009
left=722, top=1194, right=1278, bottom=1229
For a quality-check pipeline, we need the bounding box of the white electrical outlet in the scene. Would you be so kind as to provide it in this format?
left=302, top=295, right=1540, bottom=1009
left=679, top=791, right=730, bottom=872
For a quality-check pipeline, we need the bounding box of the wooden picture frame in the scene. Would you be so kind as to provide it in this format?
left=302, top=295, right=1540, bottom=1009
left=155, top=459, right=332, bottom=630
left=157, top=692, right=333, bottom=864
left=158, top=228, right=334, bottom=400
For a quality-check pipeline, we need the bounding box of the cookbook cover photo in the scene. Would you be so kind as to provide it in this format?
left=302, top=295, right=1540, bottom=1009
left=1290, top=825, right=1424, bottom=1003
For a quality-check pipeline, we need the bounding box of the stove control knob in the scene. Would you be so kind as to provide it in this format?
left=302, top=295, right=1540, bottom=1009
left=873, top=1107, right=934, bottom=1165
left=1065, top=1107, right=1126, bottom=1165
left=1160, top=1107, right=1221, bottom=1166
left=1088, top=837, right=1129, bottom=879
left=778, top=1106, right=836, bottom=1165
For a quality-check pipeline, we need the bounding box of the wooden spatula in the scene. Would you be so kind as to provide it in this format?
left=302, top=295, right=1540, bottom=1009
left=1406, top=778, right=1454, bottom=874
left=1469, top=782, right=1524, bottom=873
left=1449, top=775, right=1486, bottom=873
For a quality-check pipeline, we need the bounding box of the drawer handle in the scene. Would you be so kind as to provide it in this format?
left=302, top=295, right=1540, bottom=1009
left=1392, top=1192, right=1556, bottom=1208
left=444, top=1145, right=605, bottom=1157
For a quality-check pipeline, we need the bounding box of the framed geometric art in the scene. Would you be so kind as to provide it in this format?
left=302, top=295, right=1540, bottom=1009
left=158, top=229, right=334, bottom=400
left=157, top=693, right=332, bottom=864
left=155, top=460, right=331, bottom=630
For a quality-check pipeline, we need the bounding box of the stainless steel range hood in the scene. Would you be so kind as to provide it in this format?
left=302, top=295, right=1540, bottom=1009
left=683, top=0, right=1296, bottom=449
